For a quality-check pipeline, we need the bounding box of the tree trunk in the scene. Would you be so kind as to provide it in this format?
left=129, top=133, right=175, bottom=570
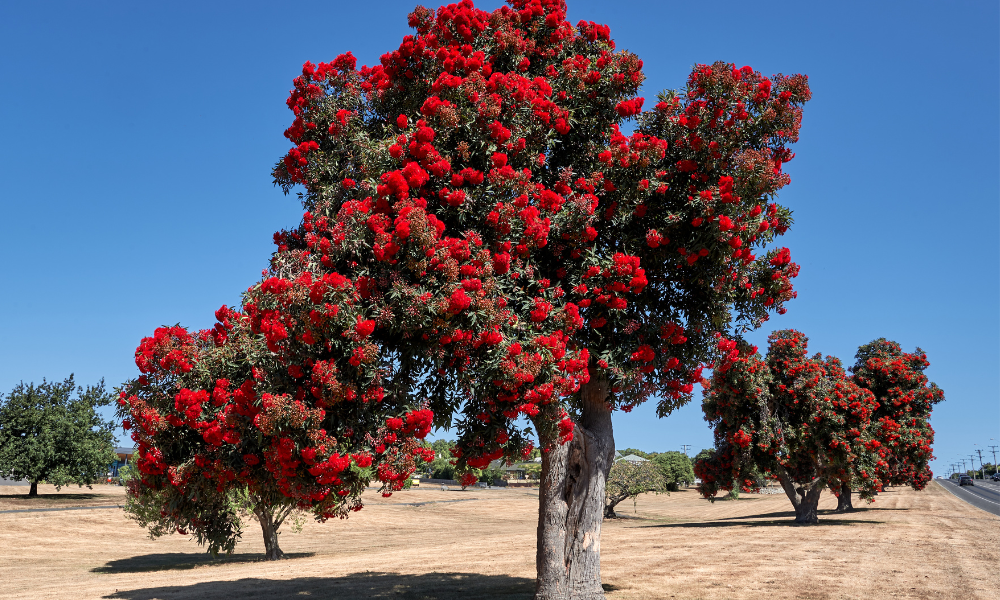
left=834, top=482, right=853, bottom=513
left=256, top=507, right=285, bottom=560
left=603, top=494, right=627, bottom=519
left=774, top=465, right=823, bottom=524
left=535, top=377, right=615, bottom=600
left=792, top=486, right=822, bottom=524
left=28, top=481, right=38, bottom=497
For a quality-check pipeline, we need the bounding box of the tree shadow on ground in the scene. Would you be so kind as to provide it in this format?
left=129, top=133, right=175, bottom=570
left=92, top=552, right=317, bottom=573
left=103, top=571, right=535, bottom=600
left=640, top=517, right=884, bottom=528
left=712, top=507, right=907, bottom=521
left=701, top=496, right=761, bottom=501
left=605, top=513, right=681, bottom=525
left=0, top=492, right=105, bottom=501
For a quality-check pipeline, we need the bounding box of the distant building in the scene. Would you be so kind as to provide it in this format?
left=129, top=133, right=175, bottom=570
left=617, top=454, right=649, bottom=463
left=109, top=447, right=135, bottom=478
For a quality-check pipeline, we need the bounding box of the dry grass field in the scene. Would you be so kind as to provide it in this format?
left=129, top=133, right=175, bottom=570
left=0, top=480, right=996, bottom=600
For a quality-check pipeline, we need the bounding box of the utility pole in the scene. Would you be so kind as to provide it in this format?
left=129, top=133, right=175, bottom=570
left=680, top=444, right=691, bottom=456
left=969, top=455, right=978, bottom=479
left=975, top=449, right=986, bottom=479
left=989, top=445, right=998, bottom=476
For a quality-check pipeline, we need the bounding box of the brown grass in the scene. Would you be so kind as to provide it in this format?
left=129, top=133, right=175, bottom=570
left=0, top=480, right=995, bottom=600
left=0, top=486, right=121, bottom=511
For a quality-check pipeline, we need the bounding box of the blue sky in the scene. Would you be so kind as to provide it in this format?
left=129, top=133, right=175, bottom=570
left=1, top=1, right=996, bottom=476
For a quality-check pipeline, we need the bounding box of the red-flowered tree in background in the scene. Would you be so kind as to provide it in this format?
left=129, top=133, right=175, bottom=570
left=695, top=330, right=882, bottom=524
left=839, top=339, right=944, bottom=511
left=121, top=0, right=811, bottom=593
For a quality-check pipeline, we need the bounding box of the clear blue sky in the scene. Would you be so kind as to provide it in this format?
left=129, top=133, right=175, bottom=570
left=2, top=1, right=996, bottom=476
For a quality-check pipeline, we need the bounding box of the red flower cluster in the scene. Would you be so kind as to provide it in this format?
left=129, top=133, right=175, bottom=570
left=135, top=327, right=196, bottom=375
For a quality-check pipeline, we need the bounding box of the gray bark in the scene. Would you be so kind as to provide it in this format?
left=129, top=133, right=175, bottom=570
left=535, top=377, right=615, bottom=600
left=774, top=464, right=823, bottom=524
left=254, top=505, right=289, bottom=560
left=834, top=482, right=853, bottom=513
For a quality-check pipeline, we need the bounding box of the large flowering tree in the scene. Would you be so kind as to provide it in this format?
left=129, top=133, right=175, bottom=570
left=839, top=339, right=944, bottom=511
left=122, top=0, right=811, bottom=593
left=267, top=0, right=809, bottom=595
left=695, top=330, right=882, bottom=523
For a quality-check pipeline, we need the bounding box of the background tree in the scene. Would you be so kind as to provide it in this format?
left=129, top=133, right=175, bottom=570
left=842, top=339, right=944, bottom=511
left=0, top=376, right=117, bottom=497
left=420, top=439, right=458, bottom=479
left=604, top=458, right=667, bottom=517
left=650, top=451, right=694, bottom=491
left=429, top=458, right=456, bottom=480
left=523, top=462, right=542, bottom=480
left=428, top=439, right=457, bottom=459
left=695, top=330, right=882, bottom=523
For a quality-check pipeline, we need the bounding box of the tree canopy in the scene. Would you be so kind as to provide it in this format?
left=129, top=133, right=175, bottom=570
left=851, top=339, right=943, bottom=491
left=265, top=0, right=809, bottom=474
left=0, top=376, right=117, bottom=496
left=693, top=448, right=714, bottom=465
left=650, top=451, right=694, bottom=490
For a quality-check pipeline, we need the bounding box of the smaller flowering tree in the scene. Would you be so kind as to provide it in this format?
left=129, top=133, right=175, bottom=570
left=839, top=339, right=944, bottom=511
left=604, top=459, right=667, bottom=518
left=117, top=305, right=434, bottom=559
left=695, top=330, right=882, bottom=524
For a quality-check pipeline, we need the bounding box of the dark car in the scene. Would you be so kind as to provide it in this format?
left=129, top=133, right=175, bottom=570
left=958, top=475, right=974, bottom=486
left=991, top=473, right=1000, bottom=482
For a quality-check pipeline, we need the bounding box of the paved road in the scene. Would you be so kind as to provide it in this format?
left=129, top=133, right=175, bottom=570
left=936, top=478, right=1000, bottom=516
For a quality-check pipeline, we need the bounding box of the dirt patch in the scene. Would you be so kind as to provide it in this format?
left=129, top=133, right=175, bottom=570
left=0, top=482, right=995, bottom=599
